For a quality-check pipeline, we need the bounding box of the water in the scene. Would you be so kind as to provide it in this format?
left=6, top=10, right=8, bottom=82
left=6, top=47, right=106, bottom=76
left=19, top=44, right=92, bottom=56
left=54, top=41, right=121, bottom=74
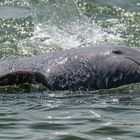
left=0, top=0, right=140, bottom=139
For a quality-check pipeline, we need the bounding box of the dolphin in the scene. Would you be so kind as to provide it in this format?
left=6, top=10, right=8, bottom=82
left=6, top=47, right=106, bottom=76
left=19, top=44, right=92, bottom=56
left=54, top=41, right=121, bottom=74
left=0, top=45, right=140, bottom=90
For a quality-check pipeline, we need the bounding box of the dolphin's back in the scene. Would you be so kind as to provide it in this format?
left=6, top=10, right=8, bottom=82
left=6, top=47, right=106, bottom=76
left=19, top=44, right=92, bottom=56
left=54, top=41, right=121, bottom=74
left=0, top=45, right=140, bottom=90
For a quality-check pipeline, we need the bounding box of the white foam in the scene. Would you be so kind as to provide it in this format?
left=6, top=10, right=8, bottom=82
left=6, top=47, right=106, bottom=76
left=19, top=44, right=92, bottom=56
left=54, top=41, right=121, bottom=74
left=17, top=0, right=123, bottom=55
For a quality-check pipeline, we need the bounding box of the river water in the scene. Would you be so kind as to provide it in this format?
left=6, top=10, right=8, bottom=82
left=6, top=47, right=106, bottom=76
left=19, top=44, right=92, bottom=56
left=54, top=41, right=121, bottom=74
left=0, top=0, right=140, bottom=140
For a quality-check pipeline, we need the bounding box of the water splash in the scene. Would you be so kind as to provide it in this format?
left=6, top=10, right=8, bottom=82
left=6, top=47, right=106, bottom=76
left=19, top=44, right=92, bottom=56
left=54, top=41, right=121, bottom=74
left=17, top=0, right=122, bottom=55
left=0, top=0, right=123, bottom=57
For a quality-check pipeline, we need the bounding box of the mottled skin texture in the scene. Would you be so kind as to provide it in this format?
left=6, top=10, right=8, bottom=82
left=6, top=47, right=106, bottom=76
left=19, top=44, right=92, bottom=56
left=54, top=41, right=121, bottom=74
left=0, top=45, right=140, bottom=90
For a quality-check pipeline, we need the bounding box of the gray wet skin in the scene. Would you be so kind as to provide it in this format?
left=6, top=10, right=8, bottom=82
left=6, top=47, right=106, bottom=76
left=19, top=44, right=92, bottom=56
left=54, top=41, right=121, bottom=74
left=0, top=45, right=140, bottom=90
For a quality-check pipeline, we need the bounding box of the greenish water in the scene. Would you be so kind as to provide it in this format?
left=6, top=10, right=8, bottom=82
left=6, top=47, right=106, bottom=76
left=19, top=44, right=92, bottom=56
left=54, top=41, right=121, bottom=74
left=0, top=0, right=140, bottom=140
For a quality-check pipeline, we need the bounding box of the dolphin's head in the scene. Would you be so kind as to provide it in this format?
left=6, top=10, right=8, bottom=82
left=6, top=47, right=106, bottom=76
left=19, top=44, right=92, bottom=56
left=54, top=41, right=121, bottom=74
left=94, top=45, right=140, bottom=89
left=104, top=45, right=140, bottom=67
left=112, top=46, right=140, bottom=64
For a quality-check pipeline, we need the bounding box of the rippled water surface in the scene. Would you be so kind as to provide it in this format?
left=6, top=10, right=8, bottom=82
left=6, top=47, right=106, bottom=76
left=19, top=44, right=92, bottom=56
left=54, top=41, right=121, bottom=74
left=0, top=0, right=140, bottom=140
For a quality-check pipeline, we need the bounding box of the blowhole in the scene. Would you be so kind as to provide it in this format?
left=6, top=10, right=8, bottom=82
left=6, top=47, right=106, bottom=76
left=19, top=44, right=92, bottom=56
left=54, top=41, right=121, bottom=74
left=112, top=49, right=123, bottom=55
